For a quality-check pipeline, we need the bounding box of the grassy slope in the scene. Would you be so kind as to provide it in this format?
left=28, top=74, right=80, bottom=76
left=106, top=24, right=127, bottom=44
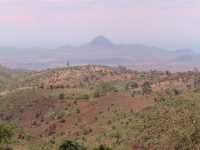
left=1, top=65, right=200, bottom=149
left=0, top=65, right=30, bottom=92
left=1, top=88, right=200, bottom=150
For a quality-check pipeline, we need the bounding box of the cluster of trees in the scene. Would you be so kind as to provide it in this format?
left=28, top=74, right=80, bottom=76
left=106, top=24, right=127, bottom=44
left=59, top=140, right=112, bottom=150
left=93, top=80, right=153, bottom=98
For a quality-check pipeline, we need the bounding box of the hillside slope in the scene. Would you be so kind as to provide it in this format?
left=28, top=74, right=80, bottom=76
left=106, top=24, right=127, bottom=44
left=1, top=65, right=200, bottom=149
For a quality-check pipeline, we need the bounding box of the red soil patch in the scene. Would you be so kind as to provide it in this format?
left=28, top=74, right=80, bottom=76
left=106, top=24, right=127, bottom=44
left=2, top=93, right=154, bottom=138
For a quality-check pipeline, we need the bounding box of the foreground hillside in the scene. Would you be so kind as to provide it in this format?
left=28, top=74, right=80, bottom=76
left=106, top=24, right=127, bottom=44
left=1, top=65, right=200, bottom=149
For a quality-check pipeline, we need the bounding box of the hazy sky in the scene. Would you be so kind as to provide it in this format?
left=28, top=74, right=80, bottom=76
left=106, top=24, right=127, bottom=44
left=0, top=0, right=200, bottom=50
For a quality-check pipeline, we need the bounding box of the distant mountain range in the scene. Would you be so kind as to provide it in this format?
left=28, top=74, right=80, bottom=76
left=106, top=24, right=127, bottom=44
left=0, top=36, right=199, bottom=71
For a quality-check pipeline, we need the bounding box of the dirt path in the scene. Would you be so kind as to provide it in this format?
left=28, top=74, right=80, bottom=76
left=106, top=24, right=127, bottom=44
left=0, top=87, right=32, bottom=96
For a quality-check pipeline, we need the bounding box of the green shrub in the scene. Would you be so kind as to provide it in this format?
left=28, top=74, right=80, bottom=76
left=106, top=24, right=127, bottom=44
left=94, top=82, right=116, bottom=97
left=142, top=81, right=152, bottom=94
left=125, top=81, right=138, bottom=90
left=0, top=124, right=14, bottom=148
left=93, top=145, right=112, bottom=150
left=59, top=93, right=65, bottom=100
left=65, top=90, right=90, bottom=100
left=172, top=88, right=181, bottom=96
left=76, top=108, right=80, bottom=114
left=76, top=94, right=89, bottom=100
left=59, top=140, right=86, bottom=150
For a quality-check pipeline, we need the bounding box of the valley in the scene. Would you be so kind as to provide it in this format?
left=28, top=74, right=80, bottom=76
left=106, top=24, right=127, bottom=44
left=1, top=36, right=200, bottom=71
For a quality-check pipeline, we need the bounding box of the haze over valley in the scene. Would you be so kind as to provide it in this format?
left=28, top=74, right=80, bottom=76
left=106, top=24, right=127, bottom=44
left=0, top=35, right=199, bottom=71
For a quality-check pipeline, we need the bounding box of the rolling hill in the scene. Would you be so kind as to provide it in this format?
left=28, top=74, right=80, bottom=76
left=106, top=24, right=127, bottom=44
left=1, top=64, right=200, bottom=149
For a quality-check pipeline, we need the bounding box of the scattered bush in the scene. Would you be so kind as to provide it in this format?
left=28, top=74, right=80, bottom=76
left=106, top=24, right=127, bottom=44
left=142, top=81, right=152, bottom=94
left=133, top=96, right=200, bottom=149
left=94, top=82, right=116, bottom=97
left=59, top=93, right=65, bottom=100
left=93, top=145, right=112, bottom=150
left=0, top=124, right=14, bottom=149
left=65, top=90, right=90, bottom=100
left=125, top=81, right=138, bottom=90
left=76, top=108, right=80, bottom=114
left=76, top=94, right=89, bottom=100
left=172, top=88, right=181, bottom=96
left=59, top=140, right=86, bottom=150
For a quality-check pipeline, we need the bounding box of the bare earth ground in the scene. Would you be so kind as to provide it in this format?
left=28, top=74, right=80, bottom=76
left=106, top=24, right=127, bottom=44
left=2, top=93, right=154, bottom=138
